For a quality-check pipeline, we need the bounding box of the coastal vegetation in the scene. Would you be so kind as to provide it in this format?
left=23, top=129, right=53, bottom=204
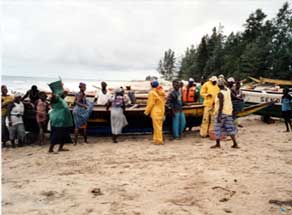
left=157, top=2, right=292, bottom=81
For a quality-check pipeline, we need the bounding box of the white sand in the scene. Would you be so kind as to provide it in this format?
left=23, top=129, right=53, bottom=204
left=2, top=116, right=292, bottom=215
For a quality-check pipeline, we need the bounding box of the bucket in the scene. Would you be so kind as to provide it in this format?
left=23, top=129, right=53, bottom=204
left=209, top=130, right=226, bottom=141
left=48, top=80, right=64, bottom=96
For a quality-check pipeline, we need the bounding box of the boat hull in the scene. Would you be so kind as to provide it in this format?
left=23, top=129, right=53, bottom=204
left=86, top=104, right=204, bottom=135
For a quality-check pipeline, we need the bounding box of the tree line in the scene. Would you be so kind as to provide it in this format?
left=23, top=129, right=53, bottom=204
left=157, top=2, right=292, bottom=81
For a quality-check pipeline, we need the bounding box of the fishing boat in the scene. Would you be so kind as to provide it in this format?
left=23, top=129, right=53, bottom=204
left=242, top=77, right=292, bottom=118
left=64, top=93, right=272, bottom=135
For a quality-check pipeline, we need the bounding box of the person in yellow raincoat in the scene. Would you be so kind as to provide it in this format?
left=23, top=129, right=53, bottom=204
left=200, top=76, right=220, bottom=137
left=144, top=80, right=166, bottom=145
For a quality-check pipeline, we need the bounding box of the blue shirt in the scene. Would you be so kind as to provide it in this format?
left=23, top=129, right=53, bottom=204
left=281, top=97, right=292, bottom=111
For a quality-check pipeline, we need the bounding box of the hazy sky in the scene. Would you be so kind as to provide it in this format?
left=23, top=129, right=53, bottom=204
left=1, top=0, right=288, bottom=79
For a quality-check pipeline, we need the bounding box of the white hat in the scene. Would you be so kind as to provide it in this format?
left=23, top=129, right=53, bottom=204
left=219, top=74, right=225, bottom=78
left=209, top=76, right=218, bottom=82
left=227, top=77, right=235, bottom=82
left=14, top=92, right=23, bottom=97
left=218, top=79, right=225, bottom=86
left=188, top=78, right=194, bottom=82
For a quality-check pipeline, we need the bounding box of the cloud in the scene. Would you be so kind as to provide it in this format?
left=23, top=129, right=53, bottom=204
left=2, top=0, right=287, bottom=78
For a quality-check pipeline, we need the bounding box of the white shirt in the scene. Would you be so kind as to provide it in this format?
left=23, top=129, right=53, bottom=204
left=6, top=102, right=24, bottom=126
left=95, top=90, right=111, bottom=105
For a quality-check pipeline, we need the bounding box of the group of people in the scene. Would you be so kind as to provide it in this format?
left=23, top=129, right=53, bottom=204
left=1, top=74, right=291, bottom=152
left=144, top=75, right=243, bottom=148
left=1, top=85, right=49, bottom=148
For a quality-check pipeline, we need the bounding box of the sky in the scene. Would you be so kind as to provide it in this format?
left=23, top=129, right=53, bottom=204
left=1, top=0, right=288, bottom=80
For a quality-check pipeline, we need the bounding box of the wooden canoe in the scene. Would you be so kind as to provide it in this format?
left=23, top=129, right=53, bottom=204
left=248, top=76, right=292, bottom=86
left=83, top=102, right=272, bottom=135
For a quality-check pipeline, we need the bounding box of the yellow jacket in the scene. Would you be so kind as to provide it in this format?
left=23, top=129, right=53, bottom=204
left=144, top=88, right=166, bottom=119
left=1, top=95, right=14, bottom=116
left=200, top=81, right=220, bottom=107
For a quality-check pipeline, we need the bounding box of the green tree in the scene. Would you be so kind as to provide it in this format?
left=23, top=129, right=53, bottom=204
left=178, top=45, right=197, bottom=79
left=157, top=49, right=177, bottom=81
left=271, top=2, right=292, bottom=79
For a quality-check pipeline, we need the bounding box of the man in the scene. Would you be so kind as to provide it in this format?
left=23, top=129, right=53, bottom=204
left=227, top=78, right=244, bottom=126
left=200, top=76, right=220, bottom=137
left=144, top=80, right=166, bottom=145
left=167, top=80, right=186, bottom=139
left=126, top=86, right=136, bottom=105
left=196, top=77, right=205, bottom=103
left=22, top=85, right=40, bottom=104
left=1, top=85, right=14, bottom=147
left=6, top=92, right=25, bottom=148
left=218, top=74, right=227, bottom=86
left=281, top=88, right=292, bottom=132
left=182, top=78, right=196, bottom=103
left=211, top=79, right=239, bottom=148
left=94, top=82, right=111, bottom=105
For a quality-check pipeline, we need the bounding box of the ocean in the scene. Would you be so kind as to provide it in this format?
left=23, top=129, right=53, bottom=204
left=1, top=75, right=153, bottom=94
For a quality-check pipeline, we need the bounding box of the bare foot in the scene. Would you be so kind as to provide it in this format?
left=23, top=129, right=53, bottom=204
left=59, top=148, right=70, bottom=152
left=231, top=145, right=240, bottom=149
left=48, top=151, right=58, bottom=154
left=210, top=144, right=220, bottom=149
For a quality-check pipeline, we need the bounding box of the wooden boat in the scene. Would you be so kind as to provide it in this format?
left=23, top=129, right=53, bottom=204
left=248, top=76, right=292, bottom=86
left=242, top=77, right=292, bottom=118
left=70, top=101, right=272, bottom=135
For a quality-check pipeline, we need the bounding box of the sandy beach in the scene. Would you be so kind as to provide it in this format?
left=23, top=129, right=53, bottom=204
left=2, top=116, right=292, bottom=215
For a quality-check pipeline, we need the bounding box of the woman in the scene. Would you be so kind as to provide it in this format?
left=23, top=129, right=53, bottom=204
left=48, top=80, right=73, bottom=153
left=6, top=92, right=25, bottom=148
left=107, top=88, right=128, bottom=143
left=144, top=80, right=166, bottom=145
left=73, top=82, right=93, bottom=144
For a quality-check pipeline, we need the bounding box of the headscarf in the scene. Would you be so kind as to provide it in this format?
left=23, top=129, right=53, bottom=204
left=14, top=92, right=23, bottom=97
left=209, top=76, right=218, bottom=82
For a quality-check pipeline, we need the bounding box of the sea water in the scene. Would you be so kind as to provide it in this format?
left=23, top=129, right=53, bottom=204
left=1, top=75, right=154, bottom=94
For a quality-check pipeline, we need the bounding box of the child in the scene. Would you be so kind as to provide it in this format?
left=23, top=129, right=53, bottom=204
left=281, top=88, right=292, bottom=132
left=36, top=92, right=49, bottom=145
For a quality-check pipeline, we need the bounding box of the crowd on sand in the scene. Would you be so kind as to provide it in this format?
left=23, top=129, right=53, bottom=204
left=1, top=75, right=292, bottom=154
